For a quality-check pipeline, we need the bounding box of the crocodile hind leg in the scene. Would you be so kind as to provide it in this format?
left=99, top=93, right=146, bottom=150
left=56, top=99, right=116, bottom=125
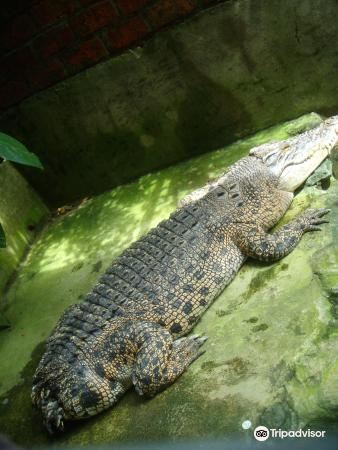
left=235, top=208, right=330, bottom=262
left=132, top=324, right=207, bottom=397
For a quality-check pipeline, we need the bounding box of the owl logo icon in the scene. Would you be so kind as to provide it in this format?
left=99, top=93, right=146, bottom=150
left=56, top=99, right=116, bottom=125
left=254, top=426, right=270, bottom=441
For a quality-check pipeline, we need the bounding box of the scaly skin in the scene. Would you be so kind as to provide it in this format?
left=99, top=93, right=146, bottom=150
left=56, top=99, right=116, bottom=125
left=32, top=118, right=337, bottom=433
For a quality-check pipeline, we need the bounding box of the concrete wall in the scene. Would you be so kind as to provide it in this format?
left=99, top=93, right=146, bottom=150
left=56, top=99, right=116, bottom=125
left=0, top=0, right=220, bottom=110
left=0, top=162, right=48, bottom=298
left=0, top=0, right=337, bottom=206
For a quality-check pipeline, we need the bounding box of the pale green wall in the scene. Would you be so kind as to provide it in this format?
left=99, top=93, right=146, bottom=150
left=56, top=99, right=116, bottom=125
left=0, top=162, right=48, bottom=298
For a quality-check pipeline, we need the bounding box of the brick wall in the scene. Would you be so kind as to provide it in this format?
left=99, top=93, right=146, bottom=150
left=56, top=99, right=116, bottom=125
left=0, top=0, right=226, bottom=110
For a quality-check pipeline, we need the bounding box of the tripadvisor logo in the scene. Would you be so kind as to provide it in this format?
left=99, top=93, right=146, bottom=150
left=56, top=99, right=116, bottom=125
left=254, top=426, right=269, bottom=441
left=253, top=425, right=326, bottom=441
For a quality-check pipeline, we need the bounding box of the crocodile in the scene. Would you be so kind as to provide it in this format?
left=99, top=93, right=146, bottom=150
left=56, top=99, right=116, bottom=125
left=32, top=115, right=338, bottom=433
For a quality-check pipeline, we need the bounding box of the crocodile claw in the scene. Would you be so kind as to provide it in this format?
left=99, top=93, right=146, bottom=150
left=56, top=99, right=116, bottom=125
left=301, top=208, right=331, bottom=232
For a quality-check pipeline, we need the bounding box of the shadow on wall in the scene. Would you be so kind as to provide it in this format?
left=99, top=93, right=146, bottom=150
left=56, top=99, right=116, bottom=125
left=168, top=36, right=253, bottom=156
left=18, top=67, right=251, bottom=208
left=5, top=10, right=256, bottom=208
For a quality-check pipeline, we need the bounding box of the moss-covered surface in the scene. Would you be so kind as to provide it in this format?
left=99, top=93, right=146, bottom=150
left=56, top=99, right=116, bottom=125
left=0, top=113, right=337, bottom=446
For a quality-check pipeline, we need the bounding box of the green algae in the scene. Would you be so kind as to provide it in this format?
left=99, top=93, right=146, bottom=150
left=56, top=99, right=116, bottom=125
left=251, top=324, right=269, bottom=333
left=0, top=113, right=337, bottom=445
left=243, top=317, right=259, bottom=324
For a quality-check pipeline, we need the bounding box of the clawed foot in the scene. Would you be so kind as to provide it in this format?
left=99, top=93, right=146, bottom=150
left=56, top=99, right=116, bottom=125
left=174, top=334, right=208, bottom=363
left=32, top=387, right=65, bottom=434
left=300, top=208, right=330, bottom=232
left=40, top=399, right=65, bottom=434
left=133, top=333, right=208, bottom=397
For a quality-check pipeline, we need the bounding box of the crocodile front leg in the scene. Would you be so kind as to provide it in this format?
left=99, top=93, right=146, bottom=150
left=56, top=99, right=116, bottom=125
left=234, top=208, right=330, bottom=262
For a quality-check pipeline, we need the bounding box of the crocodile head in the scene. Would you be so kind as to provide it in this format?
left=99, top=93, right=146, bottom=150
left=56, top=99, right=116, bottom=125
left=249, top=115, right=338, bottom=192
left=178, top=115, right=338, bottom=208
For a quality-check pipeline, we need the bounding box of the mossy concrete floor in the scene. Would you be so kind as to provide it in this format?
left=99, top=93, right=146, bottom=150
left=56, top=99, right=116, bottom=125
left=0, top=113, right=337, bottom=446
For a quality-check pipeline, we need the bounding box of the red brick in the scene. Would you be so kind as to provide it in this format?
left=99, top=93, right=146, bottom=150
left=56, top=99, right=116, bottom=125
left=0, top=78, right=31, bottom=110
left=146, top=0, right=196, bottom=29
left=27, top=58, right=65, bottom=90
left=115, top=0, right=150, bottom=16
left=71, top=1, right=117, bottom=37
left=64, top=37, right=108, bottom=71
left=0, top=13, right=37, bottom=52
left=34, top=23, right=75, bottom=58
left=32, top=0, right=77, bottom=27
left=108, top=16, right=149, bottom=51
left=0, top=46, right=37, bottom=82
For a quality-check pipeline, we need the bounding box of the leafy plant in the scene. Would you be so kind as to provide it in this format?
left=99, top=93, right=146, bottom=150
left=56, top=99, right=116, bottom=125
left=0, top=132, right=43, bottom=169
left=0, top=132, right=43, bottom=248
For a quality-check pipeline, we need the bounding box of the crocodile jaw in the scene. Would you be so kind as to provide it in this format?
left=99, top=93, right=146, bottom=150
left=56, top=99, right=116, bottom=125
left=250, top=115, right=338, bottom=192
left=277, top=139, right=332, bottom=192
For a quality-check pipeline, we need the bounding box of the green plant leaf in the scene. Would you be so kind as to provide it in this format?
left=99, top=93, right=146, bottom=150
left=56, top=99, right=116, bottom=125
left=0, top=223, right=6, bottom=248
left=0, top=132, right=43, bottom=169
